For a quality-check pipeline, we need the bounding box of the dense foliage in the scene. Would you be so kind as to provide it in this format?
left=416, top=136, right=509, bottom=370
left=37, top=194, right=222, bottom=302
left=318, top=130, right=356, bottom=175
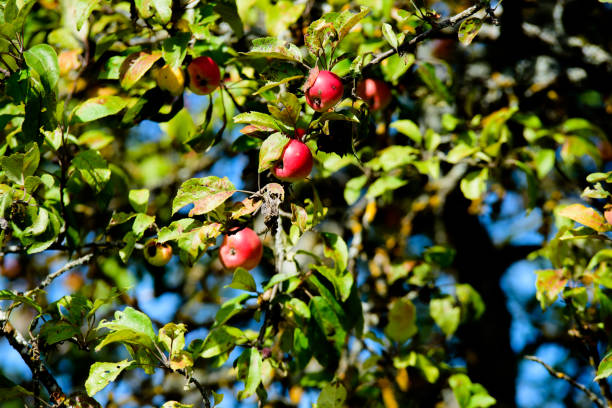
left=0, top=0, right=611, bottom=407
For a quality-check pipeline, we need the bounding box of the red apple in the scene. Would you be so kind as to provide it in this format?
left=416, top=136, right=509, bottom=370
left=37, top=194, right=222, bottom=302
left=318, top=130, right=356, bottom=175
left=219, top=227, right=263, bottom=270
left=187, top=56, right=221, bottom=95
left=144, top=238, right=173, bottom=266
left=357, top=78, right=392, bottom=112
left=272, top=139, right=313, bottom=182
left=304, top=69, right=344, bottom=112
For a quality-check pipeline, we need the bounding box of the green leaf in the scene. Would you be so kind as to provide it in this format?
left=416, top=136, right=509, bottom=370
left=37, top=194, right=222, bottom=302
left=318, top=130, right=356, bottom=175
left=40, top=320, right=81, bottom=345
left=233, top=111, right=281, bottom=130
left=74, top=0, right=98, bottom=30
left=213, top=294, right=250, bottom=328
left=286, top=298, right=311, bottom=321
left=262, top=1, right=305, bottom=36
left=162, top=33, right=190, bottom=68
left=588, top=249, right=612, bottom=270
left=335, top=7, right=370, bottom=43
left=446, top=144, right=478, bottom=164
left=263, top=270, right=300, bottom=290
left=381, top=53, right=414, bottom=85
left=382, top=23, right=399, bottom=50
left=158, top=322, right=187, bottom=355
left=226, top=268, right=257, bottom=292
left=596, top=350, right=612, bottom=380
left=424, top=245, right=456, bottom=267
left=317, top=382, right=347, bottom=408
left=0, top=290, right=42, bottom=313
left=119, top=51, right=162, bottom=90
left=172, top=176, right=236, bottom=215
left=460, top=168, right=488, bottom=200
left=268, top=92, right=301, bottom=127
left=312, top=265, right=353, bottom=303
left=158, top=219, right=201, bottom=243
left=321, top=232, right=348, bottom=272
left=72, top=96, right=128, bottom=123
left=535, top=269, right=568, bottom=309
left=366, top=176, right=407, bottom=198
left=310, top=296, right=346, bottom=352
left=448, top=374, right=496, bottom=408
left=198, top=326, right=245, bottom=359
left=0, top=143, right=39, bottom=185
left=393, top=352, right=439, bottom=383
left=344, top=175, right=367, bottom=205
left=152, top=0, right=171, bottom=24
left=134, top=0, right=153, bottom=18
left=291, top=203, right=308, bottom=232
left=242, top=37, right=303, bottom=62
left=236, top=348, right=263, bottom=400
left=132, top=213, right=155, bottom=238
left=430, top=296, right=461, bottom=336
left=558, top=203, right=607, bottom=232
left=72, top=150, right=111, bottom=193
left=129, top=189, right=150, bottom=213
left=213, top=1, right=243, bottom=37
left=161, top=402, right=193, bottom=408
left=417, top=62, right=452, bottom=102
left=119, top=231, right=138, bottom=264
left=23, top=207, right=49, bottom=236
left=385, top=297, right=417, bottom=343
left=96, top=307, right=156, bottom=351
left=369, top=145, right=418, bottom=171
left=458, top=17, right=483, bottom=45
left=259, top=132, right=290, bottom=172
left=253, top=75, right=304, bottom=95
left=456, top=283, right=485, bottom=320
left=24, top=44, right=59, bottom=93
left=85, top=360, right=134, bottom=397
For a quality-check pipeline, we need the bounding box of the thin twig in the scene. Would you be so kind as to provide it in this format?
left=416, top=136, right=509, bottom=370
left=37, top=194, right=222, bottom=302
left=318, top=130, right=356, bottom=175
left=35, top=253, right=94, bottom=291
left=358, top=1, right=488, bottom=73
left=176, top=368, right=212, bottom=408
left=524, top=355, right=605, bottom=408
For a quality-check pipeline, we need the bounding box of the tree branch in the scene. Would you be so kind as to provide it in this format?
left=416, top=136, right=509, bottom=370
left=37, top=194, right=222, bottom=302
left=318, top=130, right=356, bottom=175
left=35, top=253, right=94, bottom=291
left=524, top=355, right=605, bottom=408
left=176, top=368, right=211, bottom=408
left=360, top=1, right=489, bottom=72
left=0, top=311, right=66, bottom=405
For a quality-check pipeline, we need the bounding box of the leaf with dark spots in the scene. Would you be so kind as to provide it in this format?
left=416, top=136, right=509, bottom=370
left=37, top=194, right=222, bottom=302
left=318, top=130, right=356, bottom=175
left=172, top=176, right=236, bottom=215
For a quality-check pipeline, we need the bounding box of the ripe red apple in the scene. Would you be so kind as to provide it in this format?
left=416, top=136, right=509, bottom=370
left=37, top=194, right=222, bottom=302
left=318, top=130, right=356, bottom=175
left=219, top=227, right=263, bottom=271
left=357, top=78, right=392, bottom=112
left=187, top=56, right=221, bottom=95
left=272, top=139, right=313, bottom=182
left=144, top=238, right=173, bottom=266
left=304, top=69, right=344, bottom=112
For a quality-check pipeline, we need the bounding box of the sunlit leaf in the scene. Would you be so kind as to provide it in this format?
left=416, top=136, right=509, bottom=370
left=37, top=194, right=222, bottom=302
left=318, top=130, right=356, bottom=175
left=85, top=360, right=134, bottom=397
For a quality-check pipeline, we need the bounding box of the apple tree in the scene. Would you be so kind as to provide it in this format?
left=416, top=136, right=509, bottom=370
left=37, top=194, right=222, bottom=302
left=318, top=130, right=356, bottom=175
left=1, top=0, right=611, bottom=407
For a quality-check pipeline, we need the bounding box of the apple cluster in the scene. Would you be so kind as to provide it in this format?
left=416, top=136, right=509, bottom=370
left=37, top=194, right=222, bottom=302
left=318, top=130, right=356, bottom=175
left=145, top=59, right=392, bottom=271
left=155, top=56, right=222, bottom=97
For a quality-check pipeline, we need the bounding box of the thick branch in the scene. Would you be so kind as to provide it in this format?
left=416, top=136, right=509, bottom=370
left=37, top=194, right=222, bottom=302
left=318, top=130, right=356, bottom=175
left=361, top=1, right=489, bottom=72
left=524, top=355, right=605, bottom=408
left=1, top=312, right=66, bottom=404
